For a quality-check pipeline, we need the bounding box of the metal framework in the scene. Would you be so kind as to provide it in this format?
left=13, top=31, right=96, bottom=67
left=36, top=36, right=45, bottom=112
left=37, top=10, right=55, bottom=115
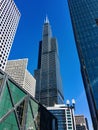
left=0, top=70, right=57, bottom=130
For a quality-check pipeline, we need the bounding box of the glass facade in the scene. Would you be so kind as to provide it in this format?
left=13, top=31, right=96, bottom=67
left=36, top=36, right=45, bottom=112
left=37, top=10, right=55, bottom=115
left=0, top=70, right=57, bottom=130
left=68, top=0, right=98, bottom=129
left=34, top=18, right=64, bottom=107
left=50, top=109, right=67, bottom=130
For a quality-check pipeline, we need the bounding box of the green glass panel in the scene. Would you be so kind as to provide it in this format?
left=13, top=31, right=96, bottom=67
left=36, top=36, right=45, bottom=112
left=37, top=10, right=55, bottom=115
left=30, top=99, right=38, bottom=118
left=16, top=100, right=25, bottom=126
left=0, top=112, right=19, bottom=130
left=30, top=99, right=40, bottom=129
left=8, top=80, right=26, bottom=105
left=0, top=84, right=12, bottom=118
left=0, top=78, right=3, bottom=88
left=26, top=104, right=36, bottom=130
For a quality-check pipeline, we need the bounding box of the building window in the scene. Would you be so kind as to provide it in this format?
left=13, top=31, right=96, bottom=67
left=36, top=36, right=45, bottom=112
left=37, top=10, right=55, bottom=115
left=95, top=19, right=98, bottom=25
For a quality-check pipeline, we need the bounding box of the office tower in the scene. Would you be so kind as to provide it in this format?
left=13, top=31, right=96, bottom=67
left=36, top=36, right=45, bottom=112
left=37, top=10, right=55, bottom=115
left=75, top=115, right=89, bottom=130
left=0, top=69, right=57, bottom=130
left=47, top=104, right=76, bottom=130
left=0, top=0, right=20, bottom=71
left=5, top=59, right=36, bottom=97
left=68, top=0, right=98, bottom=129
left=34, top=17, right=64, bottom=106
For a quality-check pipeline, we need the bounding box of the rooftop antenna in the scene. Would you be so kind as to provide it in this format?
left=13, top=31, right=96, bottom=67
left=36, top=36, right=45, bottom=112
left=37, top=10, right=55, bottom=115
left=44, top=15, right=49, bottom=23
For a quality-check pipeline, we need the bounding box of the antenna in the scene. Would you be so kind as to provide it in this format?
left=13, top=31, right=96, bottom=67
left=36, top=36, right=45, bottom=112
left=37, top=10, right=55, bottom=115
left=45, top=15, right=49, bottom=23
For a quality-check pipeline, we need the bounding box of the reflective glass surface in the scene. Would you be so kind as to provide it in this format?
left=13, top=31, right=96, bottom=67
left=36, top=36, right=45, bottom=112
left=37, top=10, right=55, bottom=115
left=8, top=80, right=26, bottom=105
left=26, top=104, right=36, bottom=130
left=0, top=72, right=57, bottom=130
left=0, top=112, right=18, bottom=130
left=0, top=84, right=12, bottom=118
left=68, top=0, right=98, bottom=129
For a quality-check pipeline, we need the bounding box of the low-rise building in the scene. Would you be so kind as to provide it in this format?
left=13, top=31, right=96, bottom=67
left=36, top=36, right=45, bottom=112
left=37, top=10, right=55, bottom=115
left=47, top=104, right=76, bottom=130
left=75, top=115, right=89, bottom=130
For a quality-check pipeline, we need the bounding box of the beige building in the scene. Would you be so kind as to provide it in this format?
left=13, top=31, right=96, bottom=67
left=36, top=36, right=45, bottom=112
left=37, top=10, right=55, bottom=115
left=75, top=115, right=89, bottom=130
left=5, top=58, right=36, bottom=97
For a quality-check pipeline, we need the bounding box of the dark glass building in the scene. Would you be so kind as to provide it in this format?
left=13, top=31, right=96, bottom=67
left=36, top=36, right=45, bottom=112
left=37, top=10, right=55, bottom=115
left=34, top=17, right=64, bottom=107
left=68, top=0, right=98, bottom=129
left=0, top=69, right=57, bottom=130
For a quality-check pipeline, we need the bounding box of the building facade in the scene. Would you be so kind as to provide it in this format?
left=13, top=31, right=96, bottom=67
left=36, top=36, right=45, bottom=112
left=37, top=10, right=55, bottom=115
left=47, top=104, right=76, bottom=130
left=75, top=115, right=89, bottom=130
left=34, top=17, right=64, bottom=106
left=68, top=0, right=98, bottom=129
left=0, top=69, right=57, bottom=130
left=0, top=0, right=20, bottom=71
left=5, top=59, right=36, bottom=97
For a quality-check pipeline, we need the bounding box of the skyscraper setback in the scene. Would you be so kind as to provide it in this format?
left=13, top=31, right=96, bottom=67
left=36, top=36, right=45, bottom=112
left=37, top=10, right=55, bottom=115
left=34, top=17, right=64, bottom=106
left=68, top=0, right=98, bottom=129
left=0, top=0, right=20, bottom=71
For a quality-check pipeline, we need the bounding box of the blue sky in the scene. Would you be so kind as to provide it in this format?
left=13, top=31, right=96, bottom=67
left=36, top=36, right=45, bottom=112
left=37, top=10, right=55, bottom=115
left=9, top=0, right=92, bottom=129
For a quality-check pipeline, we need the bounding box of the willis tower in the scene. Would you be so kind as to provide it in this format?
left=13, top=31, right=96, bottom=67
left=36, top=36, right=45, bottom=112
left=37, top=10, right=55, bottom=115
left=34, top=17, right=64, bottom=106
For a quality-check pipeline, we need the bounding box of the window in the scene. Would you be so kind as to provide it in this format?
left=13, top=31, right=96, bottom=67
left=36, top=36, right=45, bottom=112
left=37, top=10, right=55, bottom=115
left=95, top=19, right=98, bottom=25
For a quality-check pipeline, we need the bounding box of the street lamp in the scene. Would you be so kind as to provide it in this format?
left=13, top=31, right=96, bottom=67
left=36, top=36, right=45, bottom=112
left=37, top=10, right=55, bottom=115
left=66, top=99, right=76, bottom=130
left=66, top=100, right=70, bottom=107
left=72, top=99, right=75, bottom=110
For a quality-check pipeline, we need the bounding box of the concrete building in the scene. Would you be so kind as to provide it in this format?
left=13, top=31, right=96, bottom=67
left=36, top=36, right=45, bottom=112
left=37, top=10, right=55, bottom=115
left=5, top=58, right=36, bottom=97
left=75, top=115, right=89, bottom=130
left=34, top=17, right=64, bottom=106
left=0, top=0, right=20, bottom=71
left=47, top=104, right=76, bottom=130
left=68, top=0, right=98, bottom=129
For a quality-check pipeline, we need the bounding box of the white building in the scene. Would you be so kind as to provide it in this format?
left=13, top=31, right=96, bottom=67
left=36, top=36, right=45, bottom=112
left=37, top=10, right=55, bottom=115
left=47, top=104, right=76, bottom=130
left=5, top=59, right=36, bottom=97
left=0, top=0, right=20, bottom=70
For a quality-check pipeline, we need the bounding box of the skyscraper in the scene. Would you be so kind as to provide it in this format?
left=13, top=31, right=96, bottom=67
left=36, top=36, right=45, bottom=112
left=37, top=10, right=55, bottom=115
left=5, top=59, right=36, bottom=97
left=34, top=17, right=64, bottom=106
left=0, top=0, right=20, bottom=71
left=68, top=0, right=98, bottom=129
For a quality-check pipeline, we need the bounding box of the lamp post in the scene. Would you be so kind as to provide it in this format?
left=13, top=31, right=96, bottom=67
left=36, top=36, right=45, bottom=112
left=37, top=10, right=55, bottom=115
left=66, top=99, right=76, bottom=130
